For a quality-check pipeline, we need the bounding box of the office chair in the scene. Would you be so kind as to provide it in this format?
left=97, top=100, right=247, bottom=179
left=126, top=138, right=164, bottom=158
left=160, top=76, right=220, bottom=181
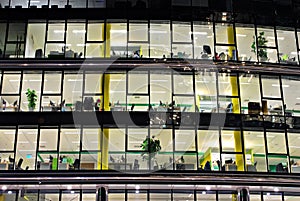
left=83, top=97, right=94, bottom=110
left=203, top=45, right=212, bottom=55
left=16, top=158, right=23, bottom=170
left=9, top=155, right=14, bottom=163
left=72, top=159, right=80, bottom=170
left=131, top=104, right=135, bottom=111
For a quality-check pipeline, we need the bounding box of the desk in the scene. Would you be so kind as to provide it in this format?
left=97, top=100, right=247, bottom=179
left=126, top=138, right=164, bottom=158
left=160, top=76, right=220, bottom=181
left=292, top=166, right=300, bottom=173
left=109, top=163, right=132, bottom=170
left=58, top=163, right=69, bottom=170
left=0, top=163, right=9, bottom=170
left=39, top=162, right=51, bottom=170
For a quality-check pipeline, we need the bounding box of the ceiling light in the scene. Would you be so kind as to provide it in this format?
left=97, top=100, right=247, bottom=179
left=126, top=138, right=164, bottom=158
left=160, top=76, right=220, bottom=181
left=135, top=185, right=140, bottom=190
left=2, top=186, right=7, bottom=191
left=54, top=30, right=65, bottom=33
left=135, top=190, right=139, bottom=194
left=8, top=191, right=12, bottom=194
left=110, top=30, right=127, bottom=34
left=236, top=34, right=246, bottom=37
left=272, top=84, right=289, bottom=87
left=206, top=186, right=211, bottom=190
left=202, top=191, right=206, bottom=194
left=190, top=31, right=208, bottom=35
left=67, top=185, right=72, bottom=190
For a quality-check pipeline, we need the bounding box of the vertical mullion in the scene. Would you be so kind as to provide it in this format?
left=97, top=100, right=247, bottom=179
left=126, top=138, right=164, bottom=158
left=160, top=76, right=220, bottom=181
left=84, top=19, right=88, bottom=58
left=279, top=75, right=290, bottom=173
left=57, top=125, right=61, bottom=170
left=18, top=71, right=24, bottom=112
left=259, top=74, right=269, bottom=172
left=294, top=26, right=300, bottom=65
left=43, top=20, right=49, bottom=58
left=236, top=72, right=246, bottom=171
left=212, top=15, right=217, bottom=61
left=274, top=25, right=280, bottom=63
left=39, top=71, right=45, bottom=111
left=35, top=125, right=41, bottom=170
left=79, top=125, right=83, bottom=170
left=254, top=18, right=259, bottom=62
left=171, top=70, right=175, bottom=170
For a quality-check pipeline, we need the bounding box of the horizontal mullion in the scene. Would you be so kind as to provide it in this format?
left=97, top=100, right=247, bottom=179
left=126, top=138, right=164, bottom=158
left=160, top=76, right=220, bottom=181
left=257, top=46, right=277, bottom=49
left=1, top=94, right=20, bottom=96
left=6, top=41, right=25, bottom=44
left=218, top=95, right=239, bottom=98
left=262, top=97, right=282, bottom=100
left=266, top=153, right=288, bottom=156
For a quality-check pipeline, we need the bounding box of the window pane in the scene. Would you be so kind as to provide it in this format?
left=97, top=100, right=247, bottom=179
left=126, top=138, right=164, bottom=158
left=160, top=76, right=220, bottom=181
left=63, top=73, right=83, bottom=109
left=267, top=132, right=287, bottom=154
left=8, top=23, right=25, bottom=42
left=86, top=43, right=105, bottom=58
left=174, top=74, right=193, bottom=94
left=193, top=22, right=214, bottom=60
left=10, top=0, right=27, bottom=8
left=197, top=192, right=216, bottom=200
left=172, top=44, right=193, bottom=59
left=261, top=75, right=281, bottom=98
left=49, top=0, right=66, bottom=8
left=2, top=73, right=21, bottom=94
left=39, top=129, right=58, bottom=151
left=127, top=95, right=149, bottom=111
left=128, top=43, right=149, bottom=58
left=215, top=23, right=235, bottom=44
left=87, top=22, right=104, bottom=41
left=282, top=76, right=300, bottom=117
left=150, top=72, right=171, bottom=109
left=218, top=73, right=238, bottom=96
left=5, top=43, right=25, bottom=58
left=110, top=23, right=127, bottom=58
left=195, top=71, right=217, bottom=113
left=277, top=28, right=298, bottom=65
left=88, top=0, right=106, bottom=8
left=29, top=0, right=48, bottom=8
left=129, top=22, right=148, bottom=42
left=85, top=72, right=103, bottom=94
left=66, top=23, right=85, bottom=58
left=128, top=71, right=148, bottom=94
left=45, top=43, right=65, bottom=58
left=82, top=128, right=101, bottom=150
left=25, top=23, right=46, bottom=58
left=257, top=27, right=276, bottom=47
left=175, top=130, right=195, bottom=151
left=150, top=21, right=171, bottom=58
left=0, top=129, right=15, bottom=151
left=21, top=73, right=42, bottom=111
left=268, top=155, right=288, bottom=173
left=69, top=0, right=86, bottom=7
left=47, top=23, right=65, bottom=41
left=172, top=22, right=192, bottom=43
left=288, top=132, right=300, bottom=173
left=198, top=130, right=220, bottom=171
left=16, top=129, right=38, bottom=170
left=0, top=23, right=6, bottom=58
left=236, top=24, right=256, bottom=62
left=110, top=74, right=126, bottom=111
left=244, top=131, right=267, bottom=172
left=43, top=72, right=62, bottom=93
left=240, top=74, right=261, bottom=114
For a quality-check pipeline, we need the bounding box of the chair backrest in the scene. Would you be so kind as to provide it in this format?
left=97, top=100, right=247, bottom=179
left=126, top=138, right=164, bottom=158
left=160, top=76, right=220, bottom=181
left=17, top=158, right=23, bottom=168
left=203, top=45, right=212, bottom=55
left=73, top=159, right=80, bottom=169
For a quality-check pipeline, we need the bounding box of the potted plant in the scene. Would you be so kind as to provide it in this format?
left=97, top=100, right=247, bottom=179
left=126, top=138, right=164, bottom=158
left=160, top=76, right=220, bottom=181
left=140, top=136, right=161, bottom=170
left=25, top=88, right=38, bottom=111
left=251, top=31, right=268, bottom=62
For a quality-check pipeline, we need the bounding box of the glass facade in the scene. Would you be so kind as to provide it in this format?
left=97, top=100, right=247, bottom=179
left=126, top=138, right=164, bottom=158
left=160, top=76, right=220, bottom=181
left=1, top=0, right=300, bottom=200
left=0, top=20, right=299, bottom=64
left=0, top=68, right=298, bottom=174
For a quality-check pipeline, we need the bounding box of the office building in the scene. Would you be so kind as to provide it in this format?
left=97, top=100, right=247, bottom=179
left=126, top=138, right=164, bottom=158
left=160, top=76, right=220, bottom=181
left=1, top=0, right=300, bottom=200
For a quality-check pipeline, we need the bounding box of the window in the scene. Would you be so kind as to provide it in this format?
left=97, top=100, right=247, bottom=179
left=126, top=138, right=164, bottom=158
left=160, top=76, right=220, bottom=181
left=193, top=22, right=214, bottom=60
left=25, top=23, right=46, bottom=58
left=150, top=21, right=171, bottom=58
left=277, top=27, right=298, bottom=65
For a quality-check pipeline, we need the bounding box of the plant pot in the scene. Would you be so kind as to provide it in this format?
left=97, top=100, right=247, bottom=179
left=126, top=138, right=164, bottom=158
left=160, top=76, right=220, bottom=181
left=28, top=107, right=34, bottom=111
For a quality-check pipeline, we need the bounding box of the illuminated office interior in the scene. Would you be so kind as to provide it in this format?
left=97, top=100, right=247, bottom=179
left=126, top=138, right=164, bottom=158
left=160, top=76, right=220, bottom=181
left=1, top=0, right=300, bottom=200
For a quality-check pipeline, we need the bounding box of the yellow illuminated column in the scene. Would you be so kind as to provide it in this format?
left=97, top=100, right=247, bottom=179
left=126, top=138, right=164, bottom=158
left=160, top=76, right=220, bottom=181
left=99, top=24, right=111, bottom=170
left=230, top=76, right=244, bottom=171
left=227, top=25, right=236, bottom=60
left=0, top=194, right=4, bottom=201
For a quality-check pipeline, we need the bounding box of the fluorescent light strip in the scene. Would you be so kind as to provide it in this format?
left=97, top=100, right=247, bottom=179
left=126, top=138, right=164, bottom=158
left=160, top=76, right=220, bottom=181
left=272, top=84, right=289, bottom=87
